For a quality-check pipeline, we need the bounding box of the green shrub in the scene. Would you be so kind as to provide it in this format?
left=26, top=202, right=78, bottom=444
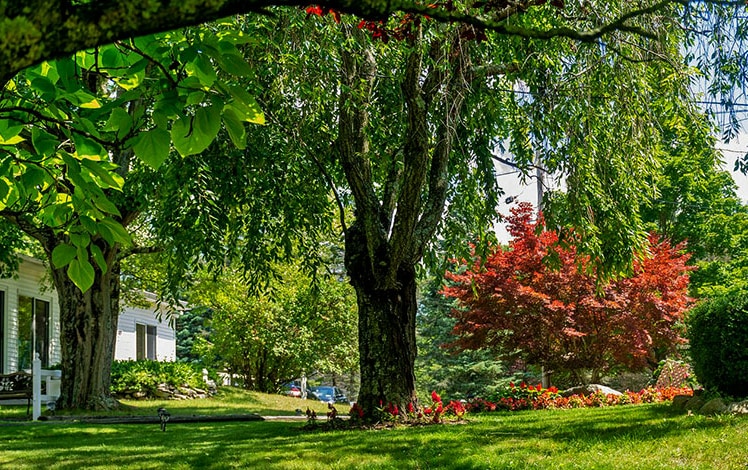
left=687, top=289, right=748, bottom=398
left=111, top=360, right=204, bottom=396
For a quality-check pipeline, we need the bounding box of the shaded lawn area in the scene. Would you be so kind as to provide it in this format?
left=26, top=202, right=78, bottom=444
left=1, top=403, right=747, bottom=469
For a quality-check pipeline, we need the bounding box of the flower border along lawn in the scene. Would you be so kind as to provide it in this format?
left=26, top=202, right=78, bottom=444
left=0, top=403, right=746, bottom=469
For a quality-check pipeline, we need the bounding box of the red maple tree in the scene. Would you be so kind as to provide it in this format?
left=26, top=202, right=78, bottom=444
left=442, top=203, right=693, bottom=383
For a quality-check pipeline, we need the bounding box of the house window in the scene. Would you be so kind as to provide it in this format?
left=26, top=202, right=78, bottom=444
left=136, top=324, right=157, bottom=360
left=17, top=296, right=51, bottom=369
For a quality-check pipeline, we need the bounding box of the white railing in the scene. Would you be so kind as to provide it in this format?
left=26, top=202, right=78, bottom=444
left=32, top=353, right=62, bottom=421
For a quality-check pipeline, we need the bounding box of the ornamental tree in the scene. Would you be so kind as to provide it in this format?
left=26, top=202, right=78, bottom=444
left=443, top=203, right=694, bottom=384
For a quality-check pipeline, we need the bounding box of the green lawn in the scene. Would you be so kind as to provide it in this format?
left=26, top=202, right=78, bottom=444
left=1, top=391, right=747, bottom=469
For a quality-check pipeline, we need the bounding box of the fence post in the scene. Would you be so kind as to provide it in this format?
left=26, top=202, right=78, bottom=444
left=32, top=353, right=41, bottom=420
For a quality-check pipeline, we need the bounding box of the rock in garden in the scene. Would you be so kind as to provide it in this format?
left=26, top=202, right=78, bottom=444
left=727, top=400, right=748, bottom=415
left=698, top=398, right=727, bottom=415
left=561, top=384, right=622, bottom=397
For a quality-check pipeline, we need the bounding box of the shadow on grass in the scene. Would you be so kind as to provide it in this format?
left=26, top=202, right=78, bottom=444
left=0, top=403, right=744, bottom=469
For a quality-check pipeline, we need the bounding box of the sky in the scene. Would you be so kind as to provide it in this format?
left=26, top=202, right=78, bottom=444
left=493, top=137, right=748, bottom=243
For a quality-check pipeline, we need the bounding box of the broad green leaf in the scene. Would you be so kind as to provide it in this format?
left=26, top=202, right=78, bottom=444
left=73, top=134, right=106, bottom=159
left=81, top=159, right=125, bottom=189
left=20, top=166, right=47, bottom=187
left=194, top=105, right=222, bottom=143
left=52, top=244, right=77, bottom=268
left=92, top=193, right=121, bottom=216
left=69, top=90, right=102, bottom=109
left=220, top=53, right=254, bottom=77
left=70, top=231, right=91, bottom=249
left=222, top=107, right=247, bottom=149
left=90, top=244, right=108, bottom=273
left=227, top=86, right=265, bottom=124
left=192, top=54, right=217, bottom=87
left=172, top=106, right=221, bottom=156
left=133, top=128, right=171, bottom=169
left=68, top=258, right=95, bottom=293
left=0, top=119, right=24, bottom=145
left=30, top=76, right=57, bottom=101
left=32, top=128, right=59, bottom=156
left=104, top=108, right=133, bottom=138
left=98, top=218, right=132, bottom=245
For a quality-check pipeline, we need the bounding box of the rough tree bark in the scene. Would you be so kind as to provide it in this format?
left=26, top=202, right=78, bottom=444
left=337, top=25, right=470, bottom=418
left=49, top=243, right=122, bottom=410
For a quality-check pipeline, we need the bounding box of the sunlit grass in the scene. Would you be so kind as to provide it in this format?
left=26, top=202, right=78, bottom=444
left=0, top=386, right=331, bottom=420
left=0, top=396, right=747, bottom=469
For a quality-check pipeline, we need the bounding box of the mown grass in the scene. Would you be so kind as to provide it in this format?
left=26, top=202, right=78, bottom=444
left=1, top=390, right=747, bottom=469
left=0, top=387, right=332, bottom=420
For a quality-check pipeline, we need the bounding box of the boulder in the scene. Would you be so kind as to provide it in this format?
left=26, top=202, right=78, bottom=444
left=671, top=394, right=691, bottom=410
left=698, top=398, right=727, bottom=416
left=684, top=395, right=706, bottom=412
left=561, top=384, right=623, bottom=397
left=727, top=400, right=748, bottom=415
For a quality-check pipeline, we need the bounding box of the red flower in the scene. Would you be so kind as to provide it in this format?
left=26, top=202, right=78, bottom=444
left=431, top=391, right=442, bottom=403
left=424, top=407, right=432, bottom=415
left=520, top=382, right=527, bottom=389
left=509, top=381, right=515, bottom=388
left=435, top=403, right=443, bottom=414
left=305, top=5, right=323, bottom=16
left=407, top=402, right=415, bottom=413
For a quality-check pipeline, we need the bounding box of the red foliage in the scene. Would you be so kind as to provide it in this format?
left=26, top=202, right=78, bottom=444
left=443, top=203, right=694, bottom=378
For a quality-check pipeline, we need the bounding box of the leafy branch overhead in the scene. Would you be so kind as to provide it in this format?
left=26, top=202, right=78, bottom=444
left=0, top=27, right=264, bottom=292
left=0, top=0, right=733, bottom=85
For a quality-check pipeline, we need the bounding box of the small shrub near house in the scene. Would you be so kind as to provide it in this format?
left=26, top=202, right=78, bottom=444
left=687, top=289, right=748, bottom=398
left=111, top=360, right=205, bottom=398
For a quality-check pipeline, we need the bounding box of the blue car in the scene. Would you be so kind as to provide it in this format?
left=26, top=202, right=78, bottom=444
left=310, top=386, right=348, bottom=404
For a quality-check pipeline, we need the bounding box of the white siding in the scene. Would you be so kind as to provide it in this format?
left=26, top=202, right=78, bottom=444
left=116, top=301, right=176, bottom=362
left=0, top=256, right=60, bottom=373
left=1, top=256, right=177, bottom=373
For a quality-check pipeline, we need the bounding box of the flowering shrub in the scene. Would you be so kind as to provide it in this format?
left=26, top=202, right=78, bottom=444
left=348, top=390, right=468, bottom=426
left=466, top=384, right=693, bottom=413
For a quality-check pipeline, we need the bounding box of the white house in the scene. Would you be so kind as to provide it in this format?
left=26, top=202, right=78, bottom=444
left=0, top=255, right=177, bottom=374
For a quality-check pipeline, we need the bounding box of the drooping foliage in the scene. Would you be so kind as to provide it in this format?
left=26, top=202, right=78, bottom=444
left=443, top=203, right=694, bottom=383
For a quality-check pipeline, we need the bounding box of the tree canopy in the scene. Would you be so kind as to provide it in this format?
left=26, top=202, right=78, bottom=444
left=443, top=203, right=694, bottom=384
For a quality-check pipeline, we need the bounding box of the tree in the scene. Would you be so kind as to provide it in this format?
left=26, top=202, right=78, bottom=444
left=2, top=2, right=747, bottom=416
left=0, top=27, right=288, bottom=409
left=188, top=262, right=358, bottom=393
left=443, top=203, right=694, bottom=384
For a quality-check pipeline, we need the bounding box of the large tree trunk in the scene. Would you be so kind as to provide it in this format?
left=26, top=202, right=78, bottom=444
left=345, top=223, right=418, bottom=416
left=49, top=247, right=121, bottom=410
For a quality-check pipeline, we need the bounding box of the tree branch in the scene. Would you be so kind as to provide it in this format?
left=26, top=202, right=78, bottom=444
left=0, top=0, right=710, bottom=85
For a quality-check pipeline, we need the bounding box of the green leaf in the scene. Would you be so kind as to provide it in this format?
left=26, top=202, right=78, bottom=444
left=220, top=53, right=254, bottom=77
left=104, top=108, right=133, bottom=139
left=81, top=158, right=125, bottom=190
left=52, top=244, right=77, bottom=268
left=90, top=244, right=108, bottom=273
left=0, top=119, right=24, bottom=145
left=192, top=54, right=217, bottom=87
left=68, top=258, right=95, bottom=293
left=30, top=76, right=57, bottom=101
left=172, top=105, right=221, bottom=157
left=98, top=218, right=132, bottom=246
left=222, top=107, right=247, bottom=149
left=227, top=86, right=265, bottom=124
left=73, top=134, right=106, bottom=159
left=194, top=105, right=222, bottom=144
left=32, top=128, right=58, bottom=156
left=133, top=128, right=171, bottom=169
